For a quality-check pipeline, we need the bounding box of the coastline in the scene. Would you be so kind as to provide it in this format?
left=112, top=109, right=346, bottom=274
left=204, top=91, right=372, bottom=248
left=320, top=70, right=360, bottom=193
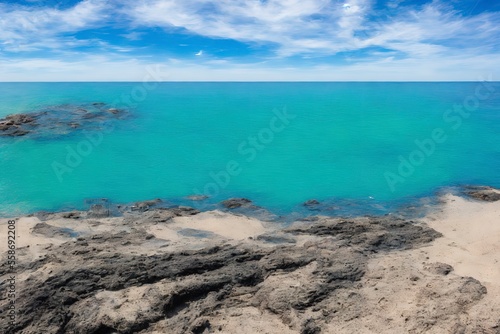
left=0, top=187, right=499, bottom=333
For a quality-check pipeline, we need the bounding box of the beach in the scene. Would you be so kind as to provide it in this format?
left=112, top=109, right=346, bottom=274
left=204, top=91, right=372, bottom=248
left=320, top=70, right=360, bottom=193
left=1, top=187, right=499, bottom=333
left=2, top=0, right=500, bottom=332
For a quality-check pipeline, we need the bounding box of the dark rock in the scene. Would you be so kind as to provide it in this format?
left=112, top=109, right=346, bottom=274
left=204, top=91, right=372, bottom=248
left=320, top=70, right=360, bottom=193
left=124, top=206, right=200, bottom=225
left=0, top=103, right=128, bottom=138
left=466, top=188, right=500, bottom=202
left=0, top=213, right=470, bottom=334
left=425, top=262, right=454, bottom=275
left=287, top=217, right=442, bottom=253
left=256, top=233, right=296, bottom=244
left=0, top=113, right=37, bottom=136
left=304, top=199, right=320, bottom=207
left=172, top=206, right=200, bottom=216
left=221, top=198, right=252, bottom=209
left=88, top=204, right=110, bottom=218
left=132, top=199, right=162, bottom=211
left=190, top=319, right=211, bottom=334
left=302, top=319, right=321, bottom=334
left=62, top=211, right=81, bottom=219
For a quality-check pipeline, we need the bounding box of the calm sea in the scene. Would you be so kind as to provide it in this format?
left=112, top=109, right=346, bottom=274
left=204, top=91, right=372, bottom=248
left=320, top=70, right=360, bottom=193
left=0, top=82, right=499, bottom=216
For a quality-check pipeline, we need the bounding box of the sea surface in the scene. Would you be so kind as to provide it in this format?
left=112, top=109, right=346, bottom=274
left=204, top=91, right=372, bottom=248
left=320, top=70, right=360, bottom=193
left=0, top=82, right=499, bottom=217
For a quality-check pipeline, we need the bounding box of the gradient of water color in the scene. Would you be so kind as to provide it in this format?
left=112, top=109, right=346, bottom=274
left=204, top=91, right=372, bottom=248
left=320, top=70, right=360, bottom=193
left=0, top=82, right=499, bottom=216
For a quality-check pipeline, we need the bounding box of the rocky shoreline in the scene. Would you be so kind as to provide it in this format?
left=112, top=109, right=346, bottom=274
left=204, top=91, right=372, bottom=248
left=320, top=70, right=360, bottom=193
left=0, top=187, right=499, bottom=333
left=0, top=103, right=126, bottom=138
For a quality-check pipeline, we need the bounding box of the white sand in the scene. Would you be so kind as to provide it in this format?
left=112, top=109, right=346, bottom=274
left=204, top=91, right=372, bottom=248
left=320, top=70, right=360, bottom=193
left=169, top=210, right=268, bottom=240
left=0, top=217, right=66, bottom=261
left=421, top=193, right=500, bottom=328
left=423, top=193, right=500, bottom=285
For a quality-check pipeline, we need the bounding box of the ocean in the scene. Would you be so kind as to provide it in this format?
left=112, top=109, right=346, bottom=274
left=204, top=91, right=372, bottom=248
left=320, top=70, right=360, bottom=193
left=0, top=82, right=499, bottom=217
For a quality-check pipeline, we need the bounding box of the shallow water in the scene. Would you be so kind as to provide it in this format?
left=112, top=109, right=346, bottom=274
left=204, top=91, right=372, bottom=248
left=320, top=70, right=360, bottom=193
left=0, top=82, right=499, bottom=216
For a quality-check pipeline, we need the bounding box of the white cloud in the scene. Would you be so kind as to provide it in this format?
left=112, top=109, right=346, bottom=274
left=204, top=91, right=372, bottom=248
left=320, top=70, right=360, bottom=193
left=1, top=51, right=499, bottom=81
left=125, top=0, right=499, bottom=59
left=0, top=0, right=498, bottom=81
left=0, top=0, right=109, bottom=52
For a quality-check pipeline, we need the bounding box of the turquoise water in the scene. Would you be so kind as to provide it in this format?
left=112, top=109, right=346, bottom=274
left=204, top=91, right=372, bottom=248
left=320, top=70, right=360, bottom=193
left=0, top=82, right=499, bottom=216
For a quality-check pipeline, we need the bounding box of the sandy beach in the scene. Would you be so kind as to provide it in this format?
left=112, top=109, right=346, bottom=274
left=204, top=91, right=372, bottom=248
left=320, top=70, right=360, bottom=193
left=1, top=189, right=499, bottom=333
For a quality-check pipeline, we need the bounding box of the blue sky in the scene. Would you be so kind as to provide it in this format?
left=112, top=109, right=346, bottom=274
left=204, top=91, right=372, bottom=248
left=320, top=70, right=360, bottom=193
left=0, top=0, right=499, bottom=81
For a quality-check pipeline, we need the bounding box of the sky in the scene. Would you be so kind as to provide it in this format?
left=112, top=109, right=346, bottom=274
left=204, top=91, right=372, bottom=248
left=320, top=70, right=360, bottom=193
left=0, top=0, right=499, bottom=81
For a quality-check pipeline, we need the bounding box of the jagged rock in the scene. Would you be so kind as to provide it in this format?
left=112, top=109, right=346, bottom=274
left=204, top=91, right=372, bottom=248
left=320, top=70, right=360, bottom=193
left=0, top=113, right=37, bottom=136
left=0, top=212, right=489, bottom=334
left=132, top=199, right=162, bottom=211
left=256, top=233, right=296, bottom=244
left=221, top=198, right=252, bottom=209
left=172, top=206, right=200, bottom=216
left=126, top=206, right=200, bottom=224
left=287, top=217, right=442, bottom=253
left=425, top=262, right=454, bottom=275
left=87, top=204, right=110, bottom=218
left=0, top=103, right=128, bottom=138
left=61, top=211, right=82, bottom=219
left=466, top=188, right=500, bottom=202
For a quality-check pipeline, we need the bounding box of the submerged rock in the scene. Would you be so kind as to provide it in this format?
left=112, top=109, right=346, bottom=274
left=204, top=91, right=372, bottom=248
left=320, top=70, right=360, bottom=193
left=303, top=199, right=320, bottom=207
left=0, top=102, right=128, bottom=138
left=186, top=194, right=209, bottom=201
left=221, top=198, right=252, bottom=209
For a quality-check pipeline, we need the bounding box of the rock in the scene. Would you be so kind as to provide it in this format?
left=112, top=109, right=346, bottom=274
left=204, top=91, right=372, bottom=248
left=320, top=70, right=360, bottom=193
left=304, top=199, right=320, bottom=207
left=132, top=199, right=162, bottom=211
left=190, top=319, right=211, bottom=333
left=466, top=188, right=500, bottom=202
left=221, top=198, right=252, bottom=209
left=287, top=216, right=442, bottom=253
left=61, top=211, right=81, bottom=219
left=126, top=206, right=200, bottom=224
left=32, top=223, right=77, bottom=238
left=87, top=204, right=110, bottom=218
left=186, top=194, right=209, bottom=201
left=0, top=209, right=492, bottom=334
left=172, top=206, right=200, bottom=216
left=0, top=103, right=128, bottom=139
left=256, top=233, right=296, bottom=244
left=0, top=113, right=37, bottom=136
left=425, top=262, right=454, bottom=275
left=302, top=319, right=321, bottom=334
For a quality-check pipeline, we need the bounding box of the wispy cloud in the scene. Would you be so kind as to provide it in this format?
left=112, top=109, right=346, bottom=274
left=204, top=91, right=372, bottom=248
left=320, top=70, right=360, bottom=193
left=125, top=0, right=499, bottom=59
left=0, top=0, right=109, bottom=53
left=0, top=0, right=498, bottom=80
